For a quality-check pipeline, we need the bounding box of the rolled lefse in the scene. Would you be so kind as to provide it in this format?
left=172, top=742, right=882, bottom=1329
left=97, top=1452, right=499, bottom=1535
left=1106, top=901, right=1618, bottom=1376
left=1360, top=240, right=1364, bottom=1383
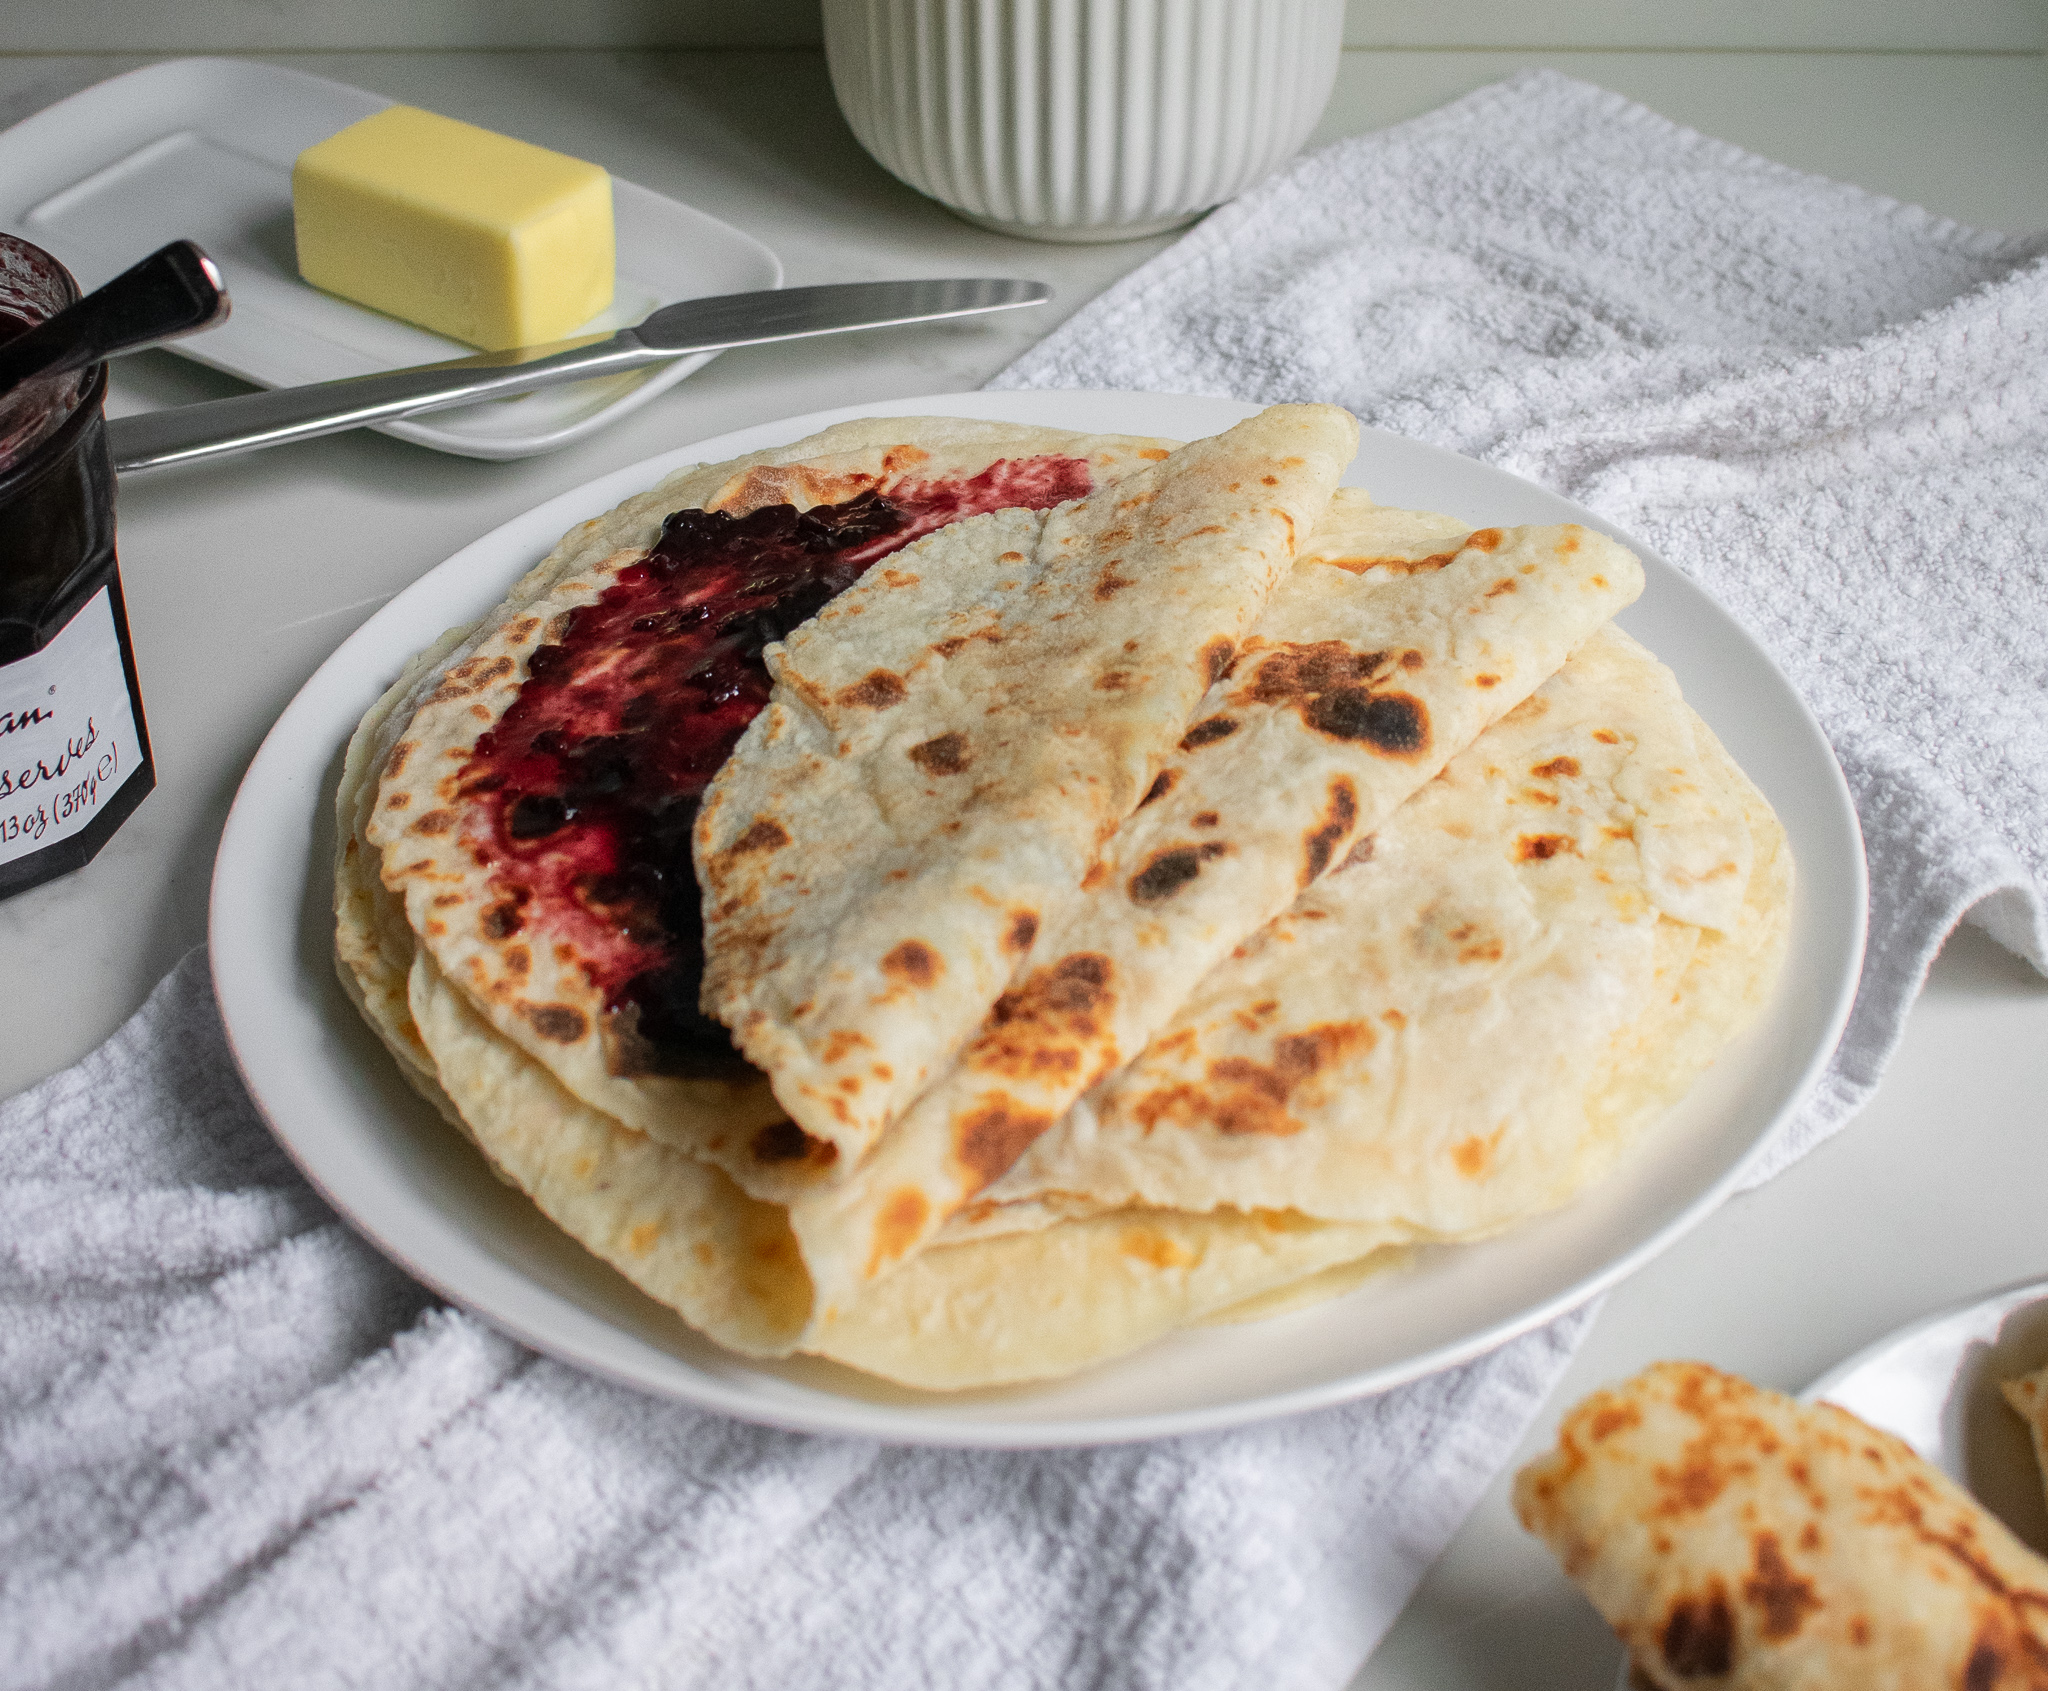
left=1516, top=1361, right=2048, bottom=1689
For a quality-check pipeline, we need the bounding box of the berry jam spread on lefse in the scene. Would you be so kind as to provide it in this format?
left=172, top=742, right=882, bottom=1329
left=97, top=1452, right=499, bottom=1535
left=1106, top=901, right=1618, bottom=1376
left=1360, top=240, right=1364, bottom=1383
left=459, top=455, right=1094, bottom=1078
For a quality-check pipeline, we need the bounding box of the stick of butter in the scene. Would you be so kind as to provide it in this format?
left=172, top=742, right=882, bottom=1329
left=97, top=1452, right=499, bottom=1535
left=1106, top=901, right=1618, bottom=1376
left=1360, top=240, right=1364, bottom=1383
left=292, top=105, right=615, bottom=352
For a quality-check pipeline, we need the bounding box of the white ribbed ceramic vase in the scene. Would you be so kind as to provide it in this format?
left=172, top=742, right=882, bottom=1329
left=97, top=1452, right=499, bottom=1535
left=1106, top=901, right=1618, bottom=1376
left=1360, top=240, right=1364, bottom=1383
left=823, top=0, right=1346, bottom=243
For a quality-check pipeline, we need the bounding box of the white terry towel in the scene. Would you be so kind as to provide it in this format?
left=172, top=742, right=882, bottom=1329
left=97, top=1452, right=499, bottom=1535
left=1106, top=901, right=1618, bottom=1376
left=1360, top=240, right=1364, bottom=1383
left=5, top=69, right=2044, bottom=1691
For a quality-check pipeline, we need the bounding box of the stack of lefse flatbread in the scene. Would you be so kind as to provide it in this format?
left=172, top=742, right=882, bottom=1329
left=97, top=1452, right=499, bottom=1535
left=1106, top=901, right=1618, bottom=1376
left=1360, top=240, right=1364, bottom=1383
left=336, top=403, right=1792, bottom=1390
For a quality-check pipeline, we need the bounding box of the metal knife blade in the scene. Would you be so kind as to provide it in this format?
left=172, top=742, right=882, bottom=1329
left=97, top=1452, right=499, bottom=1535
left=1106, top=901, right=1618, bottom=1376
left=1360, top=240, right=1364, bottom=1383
left=106, top=277, right=1051, bottom=474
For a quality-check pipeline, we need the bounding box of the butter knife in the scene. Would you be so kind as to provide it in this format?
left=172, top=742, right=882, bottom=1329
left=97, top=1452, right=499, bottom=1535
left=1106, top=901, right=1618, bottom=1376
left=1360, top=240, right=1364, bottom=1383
left=106, top=277, right=1051, bottom=474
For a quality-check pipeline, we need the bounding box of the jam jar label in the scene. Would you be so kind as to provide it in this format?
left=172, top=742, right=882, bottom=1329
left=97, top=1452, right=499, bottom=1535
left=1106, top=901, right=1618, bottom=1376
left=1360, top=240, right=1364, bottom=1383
left=0, top=587, right=144, bottom=867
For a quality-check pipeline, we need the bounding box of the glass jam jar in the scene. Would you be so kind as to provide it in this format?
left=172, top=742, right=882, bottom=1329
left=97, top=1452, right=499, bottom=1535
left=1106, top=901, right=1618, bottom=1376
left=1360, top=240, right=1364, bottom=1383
left=0, top=233, right=153, bottom=900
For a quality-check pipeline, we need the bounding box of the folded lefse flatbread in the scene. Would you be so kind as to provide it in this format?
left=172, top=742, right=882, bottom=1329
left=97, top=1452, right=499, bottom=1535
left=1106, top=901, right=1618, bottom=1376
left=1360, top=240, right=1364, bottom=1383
left=1518, top=1362, right=2048, bottom=1690
left=771, top=504, right=1651, bottom=1314
left=336, top=404, right=1794, bottom=1389
left=953, top=624, right=1783, bottom=1244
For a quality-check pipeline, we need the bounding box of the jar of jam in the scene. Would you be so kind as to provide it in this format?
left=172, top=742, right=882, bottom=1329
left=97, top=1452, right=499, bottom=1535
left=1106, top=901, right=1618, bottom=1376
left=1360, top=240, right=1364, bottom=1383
left=0, top=232, right=152, bottom=900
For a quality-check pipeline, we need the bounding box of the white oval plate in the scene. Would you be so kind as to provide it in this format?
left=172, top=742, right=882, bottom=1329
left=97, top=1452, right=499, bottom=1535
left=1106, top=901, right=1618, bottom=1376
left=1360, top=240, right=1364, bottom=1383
left=208, top=390, right=1867, bottom=1448
left=0, top=58, right=782, bottom=459
left=1811, top=1276, right=2048, bottom=1550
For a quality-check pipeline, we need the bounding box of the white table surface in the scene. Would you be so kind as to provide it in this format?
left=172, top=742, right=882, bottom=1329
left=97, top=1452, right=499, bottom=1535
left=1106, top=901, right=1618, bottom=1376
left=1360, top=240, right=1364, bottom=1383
left=3, top=45, right=2045, bottom=1691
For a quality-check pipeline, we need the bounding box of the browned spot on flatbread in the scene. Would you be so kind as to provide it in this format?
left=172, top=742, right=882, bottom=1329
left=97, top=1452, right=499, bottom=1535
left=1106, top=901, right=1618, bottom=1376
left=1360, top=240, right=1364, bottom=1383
left=1475, top=674, right=1501, bottom=689
left=969, top=954, right=1115, bottom=1084
left=881, top=940, right=941, bottom=987
left=1533, top=756, right=1580, bottom=779
left=822, top=1029, right=872, bottom=1064
left=1004, top=910, right=1039, bottom=954
left=1242, top=640, right=1385, bottom=701
left=1133, top=1021, right=1374, bottom=1137
left=952, top=1095, right=1055, bottom=1191
left=839, top=669, right=907, bottom=709
left=1233, top=999, right=1279, bottom=1032
left=1589, top=1401, right=1642, bottom=1442
left=1094, top=562, right=1134, bottom=600
left=1485, top=577, right=1517, bottom=597
left=1138, top=447, right=1169, bottom=461
left=480, top=893, right=527, bottom=939
left=1594, top=729, right=1621, bottom=744
left=1180, top=716, right=1237, bottom=750
left=1452, top=1127, right=1503, bottom=1178
left=1201, top=636, right=1236, bottom=685
left=1129, top=841, right=1228, bottom=904
left=1238, top=641, right=1430, bottom=759
left=386, top=742, right=414, bottom=778
left=1660, top=1584, right=1735, bottom=1678
left=412, top=809, right=454, bottom=835
left=427, top=654, right=514, bottom=702
left=866, top=1186, right=931, bottom=1276
left=1302, top=777, right=1358, bottom=885
left=1308, top=689, right=1429, bottom=755
left=908, top=731, right=970, bottom=775
left=1121, top=1227, right=1194, bottom=1269
left=503, top=945, right=530, bottom=976
left=385, top=792, right=410, bottom=810
left=1095, top=671, right=1131, bottom=693
left=1138, top=769, right=1179, bottom=808
left=879, top=568, right=918, bottom=588
left=1517, top=834, right=1577, bottom=862
left=1324, top=547, right=1462, bottom=577
left=750, top=1118, right=838, bottom=1169
left=1192, top=810, right=1219, bottom=828
left=524, top=1002, right=588, bottom=1043
left=1464, top=528, right=1503, bottom=553
left=1743, top=1534, right=1820, bottom=1641
left=728, top=818, right=791, bottom=856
